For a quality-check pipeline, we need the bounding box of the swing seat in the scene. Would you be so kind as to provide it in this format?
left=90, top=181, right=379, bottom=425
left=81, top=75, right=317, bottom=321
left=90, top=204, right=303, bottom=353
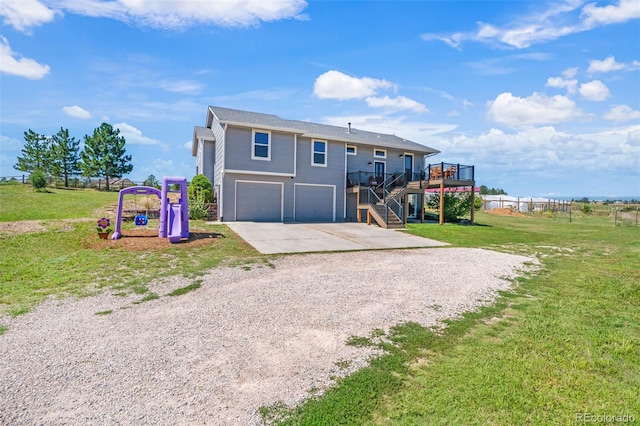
left=135, top=214, right=148, bottom=226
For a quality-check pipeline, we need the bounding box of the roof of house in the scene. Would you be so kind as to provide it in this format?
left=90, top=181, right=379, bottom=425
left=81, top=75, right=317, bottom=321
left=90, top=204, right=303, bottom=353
left=208, top=106, right=440, bottom=155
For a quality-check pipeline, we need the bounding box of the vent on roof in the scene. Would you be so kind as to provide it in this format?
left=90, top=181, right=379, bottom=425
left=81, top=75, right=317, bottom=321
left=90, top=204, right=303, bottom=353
left=347, top=122, right=351, bottom=134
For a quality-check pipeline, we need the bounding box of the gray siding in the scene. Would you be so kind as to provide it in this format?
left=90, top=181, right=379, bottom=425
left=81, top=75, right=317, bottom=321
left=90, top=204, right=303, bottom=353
left=202, top=140, right=215, bottom=185
left=212, top=120, right=225, bottom=187
left=224, top=126, right=295, bottom=175
left=346, top=145, right=424, bottom=176
left=294, top=137, right=345, bottom=221
left=222, top=174, right=293, bottom=222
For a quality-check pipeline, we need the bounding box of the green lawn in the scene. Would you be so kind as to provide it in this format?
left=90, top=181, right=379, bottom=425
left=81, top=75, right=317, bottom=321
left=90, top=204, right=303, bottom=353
left=0, top=183, right=119, bottom=221
left=0, top=184, right=264, bottom=317
left=272, top=213, right=640, bottom=425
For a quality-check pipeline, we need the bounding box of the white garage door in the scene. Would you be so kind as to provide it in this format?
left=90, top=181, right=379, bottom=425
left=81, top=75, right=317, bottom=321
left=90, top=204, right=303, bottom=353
left=294, top=184, right=334, bottom=222
left=236, top=181, right=282, bottom=221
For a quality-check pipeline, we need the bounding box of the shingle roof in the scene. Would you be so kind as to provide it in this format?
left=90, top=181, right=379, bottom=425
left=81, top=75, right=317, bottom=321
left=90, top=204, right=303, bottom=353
left=209, top=106, right=439, bottom=155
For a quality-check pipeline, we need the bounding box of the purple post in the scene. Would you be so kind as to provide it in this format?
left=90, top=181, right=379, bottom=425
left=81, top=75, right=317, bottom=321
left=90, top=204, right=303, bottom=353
left=159, top=176, right=189, bottom=242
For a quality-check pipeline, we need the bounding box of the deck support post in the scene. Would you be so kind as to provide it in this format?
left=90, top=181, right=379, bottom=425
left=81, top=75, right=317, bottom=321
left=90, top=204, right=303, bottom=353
left=439, top=181, right=445, bottom=225
left=403, top=193, right=408, bottom=224
left=420, top=192, right=425, bottom=223
left=470, top=184, right=476, bottom=225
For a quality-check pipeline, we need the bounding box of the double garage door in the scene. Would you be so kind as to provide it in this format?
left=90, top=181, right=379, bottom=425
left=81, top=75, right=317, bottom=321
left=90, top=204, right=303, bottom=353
left=234, top=181, right=334, bottom=222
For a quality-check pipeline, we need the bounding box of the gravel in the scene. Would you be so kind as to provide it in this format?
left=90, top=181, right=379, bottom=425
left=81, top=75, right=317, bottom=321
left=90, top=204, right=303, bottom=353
left=0, top=247, right=535, bottom=425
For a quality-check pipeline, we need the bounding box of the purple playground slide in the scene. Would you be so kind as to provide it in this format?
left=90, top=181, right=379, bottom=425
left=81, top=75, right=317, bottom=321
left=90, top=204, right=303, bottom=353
left=167, top=203, right=183, bottom=244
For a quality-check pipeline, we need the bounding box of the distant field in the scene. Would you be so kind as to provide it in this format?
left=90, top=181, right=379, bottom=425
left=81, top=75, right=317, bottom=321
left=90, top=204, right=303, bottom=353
left=0, top=184, right=119, bottom=221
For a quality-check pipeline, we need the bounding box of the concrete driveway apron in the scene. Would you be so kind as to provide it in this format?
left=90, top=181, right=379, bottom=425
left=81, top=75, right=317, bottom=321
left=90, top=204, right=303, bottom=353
left=225, top=222, right=447, bottom=254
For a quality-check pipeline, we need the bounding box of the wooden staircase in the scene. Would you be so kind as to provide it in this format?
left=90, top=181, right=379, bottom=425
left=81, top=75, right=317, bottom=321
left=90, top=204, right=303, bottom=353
left=369, top=203, right=404, bottom=229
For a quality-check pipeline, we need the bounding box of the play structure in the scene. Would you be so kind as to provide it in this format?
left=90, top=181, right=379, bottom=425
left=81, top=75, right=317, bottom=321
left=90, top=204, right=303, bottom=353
left=111, top=176, right=189, bottom=243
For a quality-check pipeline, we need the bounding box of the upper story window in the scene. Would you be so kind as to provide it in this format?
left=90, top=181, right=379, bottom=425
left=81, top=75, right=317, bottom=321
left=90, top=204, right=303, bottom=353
left=252, top=130, right=271, bottom=161
left=374, top=148, right=386, bottom=158
left=346, top=145, right=357, bottom=155
left=312, top=140, right=327, bottom=167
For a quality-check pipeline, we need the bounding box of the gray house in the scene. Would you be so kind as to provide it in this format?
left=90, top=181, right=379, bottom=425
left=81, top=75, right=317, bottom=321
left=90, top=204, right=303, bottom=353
left=192, top=106, right=475, bottom=227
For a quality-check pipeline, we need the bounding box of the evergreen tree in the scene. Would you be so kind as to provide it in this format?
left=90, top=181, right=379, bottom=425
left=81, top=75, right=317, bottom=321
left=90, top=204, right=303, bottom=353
left=49, top=127, right=80, bottom=187
left=79, top=123, right=133, bottom=191
left=14, top=129, right=50, bottom=173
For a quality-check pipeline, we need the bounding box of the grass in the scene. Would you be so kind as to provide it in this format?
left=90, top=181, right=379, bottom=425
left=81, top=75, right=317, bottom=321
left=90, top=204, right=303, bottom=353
left=167, top=280, right=202, bottom=297
left=0, top=184, right=119, bottom=221
left=273, top=212, right=640, bottom=425
left=0, top=185, right=263, bottom=317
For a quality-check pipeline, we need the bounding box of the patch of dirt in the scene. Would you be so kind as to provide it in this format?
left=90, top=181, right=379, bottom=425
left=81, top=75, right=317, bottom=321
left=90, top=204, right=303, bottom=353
left=485, top=208, right=525, bottom=217
left=0, top=218, right=92, bottom=236
left=83, top=228, right=226, bottom=251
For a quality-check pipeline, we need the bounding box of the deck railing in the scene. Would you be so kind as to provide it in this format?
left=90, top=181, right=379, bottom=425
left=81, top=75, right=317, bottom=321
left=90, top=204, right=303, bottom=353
left=426, top=163, right=474, bottom=181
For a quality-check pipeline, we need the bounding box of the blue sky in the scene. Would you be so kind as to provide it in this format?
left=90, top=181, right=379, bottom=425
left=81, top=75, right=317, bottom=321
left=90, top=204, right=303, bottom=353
left=1, top=0, right=639, bottom=198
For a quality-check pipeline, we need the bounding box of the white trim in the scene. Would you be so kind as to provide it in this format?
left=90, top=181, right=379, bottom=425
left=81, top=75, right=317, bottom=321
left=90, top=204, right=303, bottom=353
left=225, top=169, right=295, bottom=178
left=346, top=145, right=357, bottom=155
left=234, top=179, right=284, bottom=222
left=293, top=134, right=297, bottom=176
left=374, top=148, right=387, bottom=159
left=293, top=183, right=336, bottom=222
left=251, top=129, right=271, bottom=161
left=311, top=139, right=327, bottom=167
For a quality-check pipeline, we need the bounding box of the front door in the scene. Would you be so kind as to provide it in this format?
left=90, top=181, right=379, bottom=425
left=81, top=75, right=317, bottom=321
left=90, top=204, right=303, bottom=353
left=374, top=161, right=385, bottom=185
left=404, top=154, right=413, bottom=182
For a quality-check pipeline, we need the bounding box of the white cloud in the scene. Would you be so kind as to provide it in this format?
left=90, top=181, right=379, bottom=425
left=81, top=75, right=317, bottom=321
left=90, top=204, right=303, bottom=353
left=60, top=0, right=308, bottom=29
left=313, top=70, right=394, bottom=100
left=447, top=110, right=460, bottom=117
left=581, top=0, right=640, bottom=26
left=62, top=105, right=92, bottom=119
left=462, top=99, right=473, bottom=107
left=365, top=96, right=428, bottom=113
left=604, top=105, right=640, bottom=122
left=0, top=0, right=58, bottom=33
left=154, top=79, right=204, bottom=94
left=546, top=76, right=578, bottom=94
left=0, top=134, right=22, bottom=151
left=114, top=122, right=170, bottom=151
left=0, top=36, right=50, bottom=80
left=423, top=0, right=640, bottom=49
left=562, top=67, right=579, bottom=79
left=587, top=55, right=639, bottom=73
left=579, top=80, right=610, bottom=101
left=487, top=92, right=581, bottom=126
left=183, top=141, right=192, bottom=150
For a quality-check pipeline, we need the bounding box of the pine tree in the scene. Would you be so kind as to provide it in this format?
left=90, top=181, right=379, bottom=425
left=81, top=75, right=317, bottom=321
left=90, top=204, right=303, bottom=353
left=49, top=127, right=81, bottom=187
left=79, top=123, right=133, bottom=191
left=14, top=129, right=50, bottom=174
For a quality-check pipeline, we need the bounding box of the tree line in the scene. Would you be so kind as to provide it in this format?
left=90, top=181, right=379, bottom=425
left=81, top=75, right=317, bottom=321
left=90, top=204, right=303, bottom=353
left=14, top=123, right=133, bottom=191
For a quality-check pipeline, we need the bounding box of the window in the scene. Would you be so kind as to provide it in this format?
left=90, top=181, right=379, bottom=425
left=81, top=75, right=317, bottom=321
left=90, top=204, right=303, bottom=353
left=374, top=148, right=386, bottom=158
left=312, top=140, right=327, bottom=166
left=346, top=145, right=357, bottom=155
left=252, top=130, right=270, bottom=160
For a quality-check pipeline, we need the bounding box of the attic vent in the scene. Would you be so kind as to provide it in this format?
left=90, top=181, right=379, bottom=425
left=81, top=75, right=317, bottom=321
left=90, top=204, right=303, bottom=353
left=347, top=122, right=352, bottom=134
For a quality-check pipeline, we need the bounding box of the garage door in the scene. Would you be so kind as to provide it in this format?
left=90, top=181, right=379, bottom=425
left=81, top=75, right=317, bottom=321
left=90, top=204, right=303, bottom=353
left=236, top=181, right=282, bottom=221
left=294, top=184, right=334, bottom=222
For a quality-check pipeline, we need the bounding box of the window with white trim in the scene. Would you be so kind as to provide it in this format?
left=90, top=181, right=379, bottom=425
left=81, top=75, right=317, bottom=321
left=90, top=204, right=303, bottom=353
left=252, top=130, right=270, bottom=160
left=346, top=145, right=357, bottom=155
left=312, top=140, right=327, bottom=166
left=374, top=148, right=386, bottom=158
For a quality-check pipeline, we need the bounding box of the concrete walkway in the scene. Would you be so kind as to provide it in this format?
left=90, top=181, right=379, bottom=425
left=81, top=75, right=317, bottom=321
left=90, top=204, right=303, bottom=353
left=225, top=222, right=447, bottom=254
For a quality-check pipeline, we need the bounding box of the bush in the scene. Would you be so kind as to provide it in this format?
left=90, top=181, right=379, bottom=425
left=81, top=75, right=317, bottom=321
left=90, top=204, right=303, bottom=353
left=30, top=169, right=47, bottom=190
left=188, top=174, right=213, bottom=203
left=426, top=192, right=473, bottom=222
left=188, top=190, right=209, bottom=220
left=581, top=204, right=593, bottom=214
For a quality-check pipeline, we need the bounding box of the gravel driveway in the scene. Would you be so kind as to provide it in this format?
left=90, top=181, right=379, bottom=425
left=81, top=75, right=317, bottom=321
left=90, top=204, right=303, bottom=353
left=0, top=248, right=534, bottom=425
